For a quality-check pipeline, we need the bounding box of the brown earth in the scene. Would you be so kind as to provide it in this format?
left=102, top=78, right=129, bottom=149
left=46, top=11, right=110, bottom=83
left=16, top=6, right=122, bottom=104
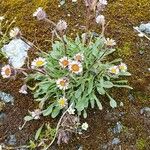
left=0, top=0, right=150, bottom=150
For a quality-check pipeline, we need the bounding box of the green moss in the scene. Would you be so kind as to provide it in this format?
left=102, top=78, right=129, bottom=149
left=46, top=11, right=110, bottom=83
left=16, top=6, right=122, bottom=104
left=136, top=138, right=147, bottom=150
left=117, top=42, right=132, bottom=57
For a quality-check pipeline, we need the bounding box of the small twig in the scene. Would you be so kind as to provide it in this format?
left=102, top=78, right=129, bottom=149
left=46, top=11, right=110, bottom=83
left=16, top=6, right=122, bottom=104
left=101, top=21, right=110, bottom=36
left=2, top=144, right=29, bottom=150
left=134, top=27, right=150, bottom=41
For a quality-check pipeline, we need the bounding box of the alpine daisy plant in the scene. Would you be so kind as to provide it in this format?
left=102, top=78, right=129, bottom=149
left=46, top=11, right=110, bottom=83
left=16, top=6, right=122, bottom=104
left=0, top=0, right=133, bottom=148
left=26, top=33, right=132, bottom=118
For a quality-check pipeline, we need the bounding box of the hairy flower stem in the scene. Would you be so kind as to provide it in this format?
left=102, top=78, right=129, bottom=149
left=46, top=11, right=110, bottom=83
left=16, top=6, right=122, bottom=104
left=44, top=18, right=56, bottom=27
left=18, top=67, right=46, bottom=75
left=44, top=104, right=73, bottom=150
left=101, top=21, right=110, bottom=36
left=54, top=30, right=67, bottom=55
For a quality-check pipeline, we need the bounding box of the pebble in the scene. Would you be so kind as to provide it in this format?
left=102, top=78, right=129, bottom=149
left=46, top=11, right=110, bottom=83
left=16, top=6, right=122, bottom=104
left=6, top=134, right=17, bottom=145
left=140, top=107, right=150, bottom=118
left=128, top=93, right=135, bottom=102
left=139, top=50, right=144, bottom=55
left=112, top=138, right=121, bottom=145
left=100, top=144, right=108, bottom=150
left=76, top=144, right=83, bottom=150
left=113, top=122, right=123, bottom=134
left=104, top=111, right=125, bottom=122
left=0, top=112, right=6, bottom=124
left=0, top=91, right=14, bottom=105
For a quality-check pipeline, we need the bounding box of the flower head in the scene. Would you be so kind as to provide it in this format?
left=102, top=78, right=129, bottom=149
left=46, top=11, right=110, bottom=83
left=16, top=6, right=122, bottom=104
left=0, top=16, right=4, bottom=21
left=56, top=77, right=69, bottom=90
left=119, top=63, right=127, bottom=72
left=30, top=109, right=41, bottom=120
left=104, top=38, right=116, bottom=47
left=19, top=84, right=28, bottom=94
left=33, top=7, right=47, bottom=20
left=96, top=15, right=105, bottom=25
left=59, top=56, right=70, bottom=68
left=72, top=0, right=77, bottom=2
left=67, top=106, right=75, bottom=115
left=81, top=122, right=89, bottom=131
left=74, top=53, right=84, bottom=62
left=69, top=61, right=83, bottom=74
left=97, top=0, right=108, bottom=12
left=9, top=27, right=21, bottom=38
left=1, top=65, right=12, bottom=78
left=56, top=20, right=67, bottom=32
left=31, top=57, right=46, bottom=69
left=109, top=66, right=119, bottom=75
left=58, top=97, right=68, bottom=108
left=99, top=0, right=108, bottom=5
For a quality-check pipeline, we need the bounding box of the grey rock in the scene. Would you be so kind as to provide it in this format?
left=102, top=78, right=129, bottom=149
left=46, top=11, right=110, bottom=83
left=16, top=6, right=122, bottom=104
left=139, top=23, right=150, bottom=34
left=0, top=91, right=14, bottom=105
left=100, top=144, right=108, bottom=150
left=6, top=134, right=17, bottom=145
left=128, top=93, right=135, bottom=101
left=112, top=138, right=121, bottom=145
left=140, top=107, right=150, bottom=117
left=139, top=50, right=144, bottom=55
left=76, top=144, right=83, bottom=150
left=105, top=111, right=125, bottom=122
left=0, top=112, right=6, bottom=123
left=113, top=122, right=123, bottom=134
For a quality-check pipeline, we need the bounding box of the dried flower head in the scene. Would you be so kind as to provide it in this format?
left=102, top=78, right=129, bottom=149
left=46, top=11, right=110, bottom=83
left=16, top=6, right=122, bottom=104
left=109, top=66, right=119, bottom=75
left=97, top=0, right=108, bottom=12
left=56, top=20, right=67, bottom=32
left=19, top=84, right=28, bottom=94
left=74, top=53, right=84, bottom=62
left=31, top=57, right=46, bottom=69
left=58, top=97, right=68, bottom=108
left=56, top=77, right=69, bottom=90
left=81, top=122, right=89, bottom=130
left=96, top=15, right=105, bottom=25
left=104, top=38, right=116, bottom=47
left=59, top=56, right=70, bottom=68
left=9, top=27, right=21, bottom=38
left=84, top=0, right=97, bottom=11
left=119, top=63, right=127, bottom=72
left=33, top=7, right=47, bottom=20
left=67, top=106, right=75, bottom=115
left=30, top=109, right=41, bottom=120
left=1, top=65, right=12, bottom=78
left=69, top=61, right=83, bottom=74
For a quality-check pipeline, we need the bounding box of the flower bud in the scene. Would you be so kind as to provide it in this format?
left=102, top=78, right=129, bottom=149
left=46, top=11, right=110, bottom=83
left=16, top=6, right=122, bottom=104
left=9, top=27, right=21, bottom=38
left=56, top=20, right=67, bottom=32
left=96, top=15, right=105, bottom=25
left=33, top=7, right=47, bottom=20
